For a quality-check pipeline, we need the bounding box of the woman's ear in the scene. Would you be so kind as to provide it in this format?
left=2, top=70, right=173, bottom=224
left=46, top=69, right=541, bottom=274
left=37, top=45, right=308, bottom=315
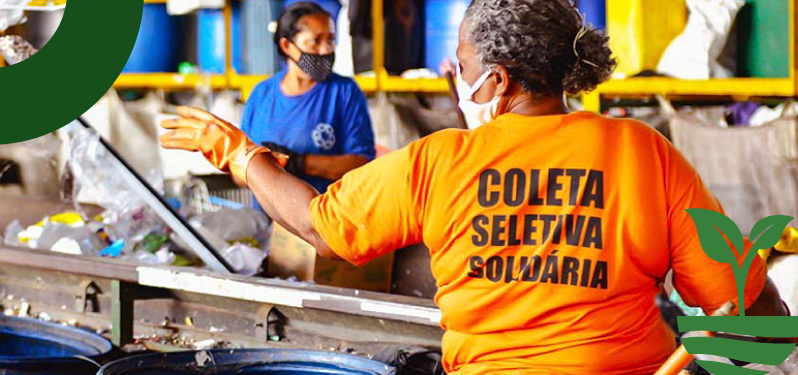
left=493, top=65, right=511, bottom=97
left=279, top=37, right=294, bottom=59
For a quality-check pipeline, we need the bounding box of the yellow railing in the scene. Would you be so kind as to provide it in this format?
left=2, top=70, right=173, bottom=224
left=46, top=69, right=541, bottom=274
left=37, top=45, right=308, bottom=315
left=102, top=0, right=798, bottom=110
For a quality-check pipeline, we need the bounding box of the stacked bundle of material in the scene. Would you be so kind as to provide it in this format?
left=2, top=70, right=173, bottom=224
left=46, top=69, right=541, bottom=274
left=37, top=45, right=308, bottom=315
left=0, top=34, right=36, bottom=65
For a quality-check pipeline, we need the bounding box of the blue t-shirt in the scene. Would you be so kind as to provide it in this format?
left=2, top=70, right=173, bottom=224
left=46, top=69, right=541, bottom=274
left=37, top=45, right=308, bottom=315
left=241, top=71, right=376, bottom=195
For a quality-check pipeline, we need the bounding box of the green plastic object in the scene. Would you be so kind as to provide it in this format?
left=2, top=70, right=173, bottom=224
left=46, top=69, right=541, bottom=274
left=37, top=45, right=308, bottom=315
left=178, top=62, right=198, bottom=75
left=737, top=0, right=791, bottom=78
left=670, top=291, right=705, bottom=317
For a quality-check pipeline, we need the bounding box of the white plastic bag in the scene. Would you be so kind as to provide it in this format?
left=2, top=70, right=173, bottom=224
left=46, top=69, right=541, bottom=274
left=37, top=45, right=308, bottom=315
left=221, top=243, right=266, bottom=276
left=130, top=247, right=177, bottom=265
left=187, top=208, right=272, bottom=275
left=657, top=0, right=744, bottom=79
left=0, top=0, right=27, bottom=33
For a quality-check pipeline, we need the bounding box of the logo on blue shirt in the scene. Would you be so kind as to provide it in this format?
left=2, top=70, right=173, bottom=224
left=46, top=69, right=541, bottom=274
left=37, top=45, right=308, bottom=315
left=312, top=123, right=337, bottom=150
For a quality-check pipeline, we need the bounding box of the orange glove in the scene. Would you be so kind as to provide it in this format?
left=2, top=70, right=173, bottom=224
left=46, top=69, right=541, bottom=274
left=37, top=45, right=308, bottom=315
left=160, top=106, right=277, bottom=184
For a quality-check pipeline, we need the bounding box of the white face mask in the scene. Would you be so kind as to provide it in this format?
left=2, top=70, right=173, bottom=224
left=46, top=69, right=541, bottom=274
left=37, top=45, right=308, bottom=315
left=456, top=64, right=500, bottom=129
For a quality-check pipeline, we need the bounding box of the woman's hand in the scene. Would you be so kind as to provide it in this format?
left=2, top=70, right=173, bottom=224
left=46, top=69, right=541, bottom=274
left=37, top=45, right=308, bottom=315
left=160, top=106, right=271, bottom=184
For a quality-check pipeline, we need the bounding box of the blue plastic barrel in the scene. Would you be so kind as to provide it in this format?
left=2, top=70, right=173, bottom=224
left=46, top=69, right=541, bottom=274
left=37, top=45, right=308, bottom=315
left=424, top=0, right=470, bottom=72
left=123, top=4, right=184, bottom=72
left=197, top=3, right=243, bottom=74
left=0, top=315, right=113, bottom=375
left=576, top=0, right=606, bottom=30
left=98, top=349, right=395, bottom=375
left=284, top=0, right=342, bottom=23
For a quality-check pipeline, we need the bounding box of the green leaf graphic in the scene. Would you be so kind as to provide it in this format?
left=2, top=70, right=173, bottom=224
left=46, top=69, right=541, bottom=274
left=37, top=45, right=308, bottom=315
left=682, top=336, right=795, bottom=365
left=694, top=360, right=768, bottom=375
left=750, top=215, right=793, bottom=250
left=0, top=0, right=143, bottom=144
left=686, top=209, right=744, bottom=263
left=678, top=316, right=798, bottom=337
left=686, top=209, right=751, bottom=315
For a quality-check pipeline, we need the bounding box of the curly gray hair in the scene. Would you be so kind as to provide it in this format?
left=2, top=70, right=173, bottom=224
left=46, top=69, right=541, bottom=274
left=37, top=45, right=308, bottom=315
left=463, top=0, right=616, bottom=95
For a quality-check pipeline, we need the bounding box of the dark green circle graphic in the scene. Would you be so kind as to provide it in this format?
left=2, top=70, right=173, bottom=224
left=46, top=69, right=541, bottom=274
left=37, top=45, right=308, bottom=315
left=0, top=0, right=143, bottom=144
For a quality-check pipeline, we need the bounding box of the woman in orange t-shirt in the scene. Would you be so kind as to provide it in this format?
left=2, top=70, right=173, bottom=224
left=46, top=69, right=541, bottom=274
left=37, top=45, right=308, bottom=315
left=160, top=0, right=789, bottom=373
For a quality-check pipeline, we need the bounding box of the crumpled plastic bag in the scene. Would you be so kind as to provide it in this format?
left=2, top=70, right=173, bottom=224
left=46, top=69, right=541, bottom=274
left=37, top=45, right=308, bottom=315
left=67, top=125, right=164, bottom=212
left=188, top=208, right=271, bottom=252
left=65, top=124, right=165, bottom=255
left=187, top=208, right=272, bottom=275
left=131, top=247, right=176, bottom=265
left=221, top=243, right=266, bottom=276
left=657, top=0, right=744, bottom=79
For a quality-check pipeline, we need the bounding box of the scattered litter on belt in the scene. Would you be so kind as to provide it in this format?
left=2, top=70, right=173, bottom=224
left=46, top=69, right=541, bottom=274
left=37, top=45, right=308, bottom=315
left=17, top=302, right=29, bottom=317
left=38, top=312, right=52, bottom=322
left=194, top=339, right=217, bottom=350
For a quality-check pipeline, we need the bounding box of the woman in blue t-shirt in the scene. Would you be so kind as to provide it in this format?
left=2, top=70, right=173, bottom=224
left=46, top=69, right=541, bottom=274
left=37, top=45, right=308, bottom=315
left=241, top=2, right=375, bottom=195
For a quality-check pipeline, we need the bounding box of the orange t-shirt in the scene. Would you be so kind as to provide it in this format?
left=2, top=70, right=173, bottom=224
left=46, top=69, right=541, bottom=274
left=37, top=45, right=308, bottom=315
left=309, top=112, right=766, bottom=375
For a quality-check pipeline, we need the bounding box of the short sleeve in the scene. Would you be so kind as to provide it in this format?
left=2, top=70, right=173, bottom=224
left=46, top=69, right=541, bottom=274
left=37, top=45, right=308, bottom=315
left=339, top=82, right=376, bottom=160
left=242, top=81, right=270, bottom=135
left=667, top=144, right=767, bottom=315
left=241, top=89, right=256, bottom=135
left=309, top=142, right=425, bottom=265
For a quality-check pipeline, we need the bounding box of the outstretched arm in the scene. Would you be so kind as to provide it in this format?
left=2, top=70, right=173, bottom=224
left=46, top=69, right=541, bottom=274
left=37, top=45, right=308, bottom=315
left=160, top=106, right=337, bottom=259
left=245, top=153, right=339, bottom=259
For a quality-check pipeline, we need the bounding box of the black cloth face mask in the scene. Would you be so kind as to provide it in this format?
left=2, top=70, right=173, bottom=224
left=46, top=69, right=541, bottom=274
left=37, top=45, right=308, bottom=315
left=289, top=40, right=335, bottom=82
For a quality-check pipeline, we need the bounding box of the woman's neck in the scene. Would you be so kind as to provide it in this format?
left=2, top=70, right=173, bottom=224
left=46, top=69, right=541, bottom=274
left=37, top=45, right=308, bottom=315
left=503, top=93, right=570, bottom=117
left=496, top=83, right=570, bottom=117
left=281, top=64, right=316, bottom=96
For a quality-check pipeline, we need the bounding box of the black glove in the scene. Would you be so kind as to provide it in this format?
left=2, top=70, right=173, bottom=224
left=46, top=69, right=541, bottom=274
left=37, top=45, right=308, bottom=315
left=261, top=142, right=305, bottom=176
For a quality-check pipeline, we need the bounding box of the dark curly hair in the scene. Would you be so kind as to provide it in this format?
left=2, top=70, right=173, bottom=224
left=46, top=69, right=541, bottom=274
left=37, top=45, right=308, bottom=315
left=464, top=0, right=616, bottom=96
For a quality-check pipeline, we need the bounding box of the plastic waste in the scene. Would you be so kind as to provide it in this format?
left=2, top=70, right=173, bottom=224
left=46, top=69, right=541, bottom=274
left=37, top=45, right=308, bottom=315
left=66, top=125, right=166, bottom=255
left=35, top=220, right=106, bottom=256
left=131, top=247, right=176, bottom=265
left=99, top=240, right=125, bottom=257
left=185, top=208, right=271, bottom=275
left=726, top=102, right=761, bottom=126
left=3, top=219, right=24, bottom=247
left=669, top=290, right=705, bottom=317
left=749, top=102, right=798, bottom=127
left=0, top=0, right=28, bottom=33
left=657, top=0, right=744, bottom=79
left=67, top=125, right=164, bottom=212
left=221, top=243, right=266, bottom=276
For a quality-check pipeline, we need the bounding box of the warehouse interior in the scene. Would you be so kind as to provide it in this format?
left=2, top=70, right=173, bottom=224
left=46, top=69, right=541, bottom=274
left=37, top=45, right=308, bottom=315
left=1, top=0, right=798, bottom=374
